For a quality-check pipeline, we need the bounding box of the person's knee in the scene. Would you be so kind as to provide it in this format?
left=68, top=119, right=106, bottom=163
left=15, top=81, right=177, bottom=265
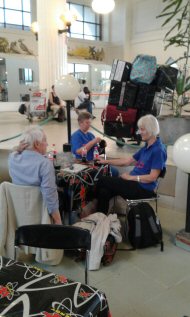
left=97, top=176, right=110, bottom=187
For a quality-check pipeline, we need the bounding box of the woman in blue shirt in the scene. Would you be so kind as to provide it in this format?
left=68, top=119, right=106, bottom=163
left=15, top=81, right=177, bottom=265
left=96, top=114, right=167, bottom=214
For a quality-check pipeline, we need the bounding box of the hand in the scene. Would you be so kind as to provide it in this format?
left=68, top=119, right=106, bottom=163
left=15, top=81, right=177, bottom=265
left=95, top=137, right=101, bottom=143
left=96, top=157, right=107, bottom=165
left=51, top=211, right=62, bottom=224
left=16, top=141, right=28, bottom=153
left=120, top=172, right=130, bottom=180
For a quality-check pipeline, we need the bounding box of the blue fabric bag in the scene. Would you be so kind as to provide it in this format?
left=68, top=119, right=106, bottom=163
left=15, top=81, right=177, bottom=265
left=130, top=54, right=157, bottom=84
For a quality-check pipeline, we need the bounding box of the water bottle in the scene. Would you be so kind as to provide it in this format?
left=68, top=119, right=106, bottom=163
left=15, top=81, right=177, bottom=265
left=61, top=143, right=74, bottom=169
left=81, top=145, right=87, bottom=163
left=48, top=144, right=57, bottom=162
left=93, top=146, right=99, bottom=164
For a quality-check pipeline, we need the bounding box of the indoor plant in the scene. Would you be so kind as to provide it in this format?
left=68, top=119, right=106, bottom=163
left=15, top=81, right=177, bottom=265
left=157, top=0, right=190, bottom=117
left=157, top=0, right=190, bottom=144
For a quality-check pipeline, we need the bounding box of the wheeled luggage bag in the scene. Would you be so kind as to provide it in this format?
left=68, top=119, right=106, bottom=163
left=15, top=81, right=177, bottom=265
left=134, top=84, right=156, bottom=111
left=102, top=104, right=137, bottom=138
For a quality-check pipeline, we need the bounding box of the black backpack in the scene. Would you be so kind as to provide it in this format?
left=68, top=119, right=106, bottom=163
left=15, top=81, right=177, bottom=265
left=127, top=202, right=164, bottom=251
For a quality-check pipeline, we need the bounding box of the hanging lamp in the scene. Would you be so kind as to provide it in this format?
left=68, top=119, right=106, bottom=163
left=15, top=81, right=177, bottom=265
left=91, top=0, right=115, bottom=14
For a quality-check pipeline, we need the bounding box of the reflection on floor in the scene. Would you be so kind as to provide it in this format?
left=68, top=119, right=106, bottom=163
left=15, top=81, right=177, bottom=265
left=0, top=109, right=190, bottom=317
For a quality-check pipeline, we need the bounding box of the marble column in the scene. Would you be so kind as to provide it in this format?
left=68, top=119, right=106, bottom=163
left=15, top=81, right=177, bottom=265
left=37, top=0, right=67, bottom=93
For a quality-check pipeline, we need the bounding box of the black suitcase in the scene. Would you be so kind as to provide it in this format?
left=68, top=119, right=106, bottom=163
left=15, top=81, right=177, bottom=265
left=117, top=81, right=138, bottom=110
left=154, top=65, right=178, bottom=91
left=134, top=84, right=156, bottom=111
left=104, top=121, right=135, bottom=138
left=108, top=80, right=122, bottom=105
left=111, top=59, right=132, bottom=82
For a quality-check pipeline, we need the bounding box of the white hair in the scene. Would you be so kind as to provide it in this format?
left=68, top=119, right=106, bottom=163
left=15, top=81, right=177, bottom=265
left=137, top=114, right=160, bottom=137
left=20, top=125, right=45, bottom=149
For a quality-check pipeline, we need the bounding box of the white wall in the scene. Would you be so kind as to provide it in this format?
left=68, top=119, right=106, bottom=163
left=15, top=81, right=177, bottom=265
left=129, top=0, right=186, bottom=64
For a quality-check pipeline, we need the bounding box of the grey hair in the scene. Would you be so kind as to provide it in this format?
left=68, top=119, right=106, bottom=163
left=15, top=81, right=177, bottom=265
left=20, top=125, right=45, bottom=149
left=137, top=114, right=160, bottom=137
left=78, top=111, right=92, bottom=123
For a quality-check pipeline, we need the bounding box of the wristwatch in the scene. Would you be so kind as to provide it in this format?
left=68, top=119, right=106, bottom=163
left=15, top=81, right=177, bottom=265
left=137, top=175, right=140, bottom=182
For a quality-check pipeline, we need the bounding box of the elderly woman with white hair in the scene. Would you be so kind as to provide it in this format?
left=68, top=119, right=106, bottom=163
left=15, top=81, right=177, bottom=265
left=8, top=125, right=62, bottom=224
left=96, top=114, right=167, bottom=214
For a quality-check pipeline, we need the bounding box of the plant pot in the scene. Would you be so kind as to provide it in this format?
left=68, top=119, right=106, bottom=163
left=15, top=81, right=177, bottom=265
left=158, top=116, right=190, bottom=145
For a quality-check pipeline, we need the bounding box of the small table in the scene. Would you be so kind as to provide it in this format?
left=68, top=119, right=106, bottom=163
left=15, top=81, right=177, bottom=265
left=0, top=256, right=111, bottom=317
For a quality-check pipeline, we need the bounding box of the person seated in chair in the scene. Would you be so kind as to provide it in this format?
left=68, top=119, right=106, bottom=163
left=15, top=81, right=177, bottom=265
left=75, top=86, right=95, bottom=118
left=71, top=111, right=118, bottom=177
left=47, top=85, right=66, bottom=121
left=96, top=114, right=167, bottom=214
left=8, top=126, right=62, bottom=224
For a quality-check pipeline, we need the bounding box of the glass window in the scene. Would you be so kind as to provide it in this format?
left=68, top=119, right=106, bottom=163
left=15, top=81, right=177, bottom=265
left=70, top=3, right=83, bottom=20
left=22, top=0, right=30, bottom=12
left=0, top=0, right=31, bottom=30
left=19, top=68, right=33, bottom=84
left=0, top=8, right=4, bottom=23
left=23, top=12, right=31, bottom=27
left=75, top=64, right=89, bottom=73
left=68, top=2, right=101, bottom=41
left=5, top=9, right=22, bottom=25
left=84, top=23, right=96, bottom=36
left=84, top=7, right=95, bottom=23
left=71, top=20, right=83, bottom=34
left=84, top=35, right=96, bottom=41
left=5, top=0, right=22, bottom=10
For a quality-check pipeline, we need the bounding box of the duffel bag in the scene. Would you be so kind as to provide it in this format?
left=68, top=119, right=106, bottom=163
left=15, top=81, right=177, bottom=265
left=103, top=104, right=137, bottom=124
left=153, top=65, right=178, bottom=91
left=130, top=54, right=157, bottom=84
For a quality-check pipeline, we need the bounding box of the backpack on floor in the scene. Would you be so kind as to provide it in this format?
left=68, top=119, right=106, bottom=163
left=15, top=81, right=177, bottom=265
left=127, top=202, right=164, bottom=251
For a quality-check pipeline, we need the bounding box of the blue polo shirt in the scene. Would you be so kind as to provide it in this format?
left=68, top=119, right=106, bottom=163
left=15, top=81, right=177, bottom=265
left=130, top=137, right=167, bottom=191
left=71, top=129, right=96, bottom=161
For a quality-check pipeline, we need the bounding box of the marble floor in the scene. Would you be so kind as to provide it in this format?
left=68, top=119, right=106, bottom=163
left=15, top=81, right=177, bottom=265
left=0, top=108, right=190, bottom=317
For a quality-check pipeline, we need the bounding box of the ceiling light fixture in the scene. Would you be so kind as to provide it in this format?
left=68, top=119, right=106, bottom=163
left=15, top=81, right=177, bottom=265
left=91, top=0, right=115, bottom=14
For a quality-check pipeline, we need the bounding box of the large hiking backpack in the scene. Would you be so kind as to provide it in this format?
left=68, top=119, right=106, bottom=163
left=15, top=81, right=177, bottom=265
left=130, top=54, right=157, bottom=84
left=127, top=202, right=164, bottom=251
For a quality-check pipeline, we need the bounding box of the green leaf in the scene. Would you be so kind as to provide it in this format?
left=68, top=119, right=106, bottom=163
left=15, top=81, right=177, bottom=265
left=176, top=74, right=185, bottom=95
left=161, top=1, right=179, bottom=13
left=183, top=83, right=190, bottom=92
left=164, top=21, right=179, bottom=38
left=161, top=9, right=181, bottom=27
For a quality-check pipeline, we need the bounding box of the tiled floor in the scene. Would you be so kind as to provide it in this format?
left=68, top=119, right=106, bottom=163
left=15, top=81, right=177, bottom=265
left=0, top=108, right=190, bottom=317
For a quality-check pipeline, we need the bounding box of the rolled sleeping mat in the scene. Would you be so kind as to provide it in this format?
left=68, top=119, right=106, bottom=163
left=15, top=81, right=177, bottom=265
left=0, top=149, right=11, bottom=183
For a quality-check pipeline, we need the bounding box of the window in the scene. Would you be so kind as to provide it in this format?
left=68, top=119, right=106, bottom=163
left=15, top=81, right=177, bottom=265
left=68, top=63, right=90, bottom=86
left=19, top=68, right=33, bottom=84
left=68, top=2, right=101, bottom=41
left=0, top=0, right=31, bottom=30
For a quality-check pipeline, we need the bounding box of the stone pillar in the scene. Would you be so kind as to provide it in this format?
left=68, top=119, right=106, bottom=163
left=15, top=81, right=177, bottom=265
left=37, top=0, right=67, bottom=92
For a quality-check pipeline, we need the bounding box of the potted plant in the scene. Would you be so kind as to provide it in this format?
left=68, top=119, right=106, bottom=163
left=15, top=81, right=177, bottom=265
left=156, top=0, right=190, bottom=144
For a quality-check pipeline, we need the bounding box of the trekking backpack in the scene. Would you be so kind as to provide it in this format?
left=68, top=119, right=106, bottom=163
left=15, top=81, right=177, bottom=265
left=130, top=54, right=157, bottom=84
left=127, top=202, right=164, bottom=251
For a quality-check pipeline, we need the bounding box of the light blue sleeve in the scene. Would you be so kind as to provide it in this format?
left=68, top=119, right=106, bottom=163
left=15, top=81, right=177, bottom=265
left=39, top=159, right=59, bottom=214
